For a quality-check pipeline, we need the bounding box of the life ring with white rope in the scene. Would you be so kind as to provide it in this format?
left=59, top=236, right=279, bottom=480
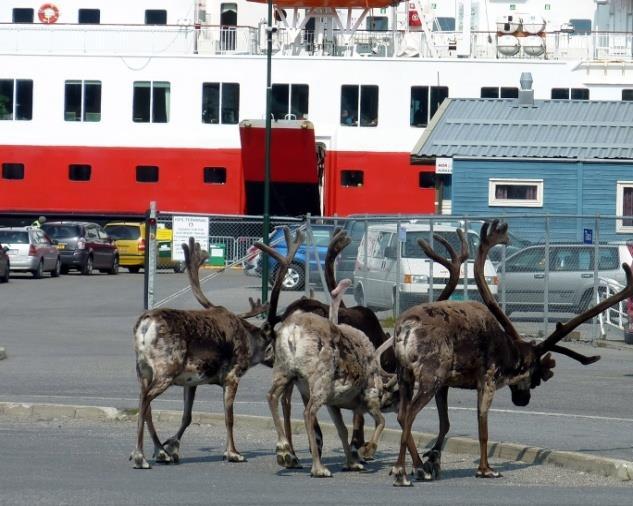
left=38, top=3, right=60, bottom=24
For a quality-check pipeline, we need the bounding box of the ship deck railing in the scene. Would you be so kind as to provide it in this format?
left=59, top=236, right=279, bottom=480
left=0, top=23, right=631, bottom=62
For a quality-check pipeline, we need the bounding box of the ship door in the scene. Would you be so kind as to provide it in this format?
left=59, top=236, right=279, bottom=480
left=239, top=119, right=322, bottom=217
left=220, top=3, right=237, bottom=51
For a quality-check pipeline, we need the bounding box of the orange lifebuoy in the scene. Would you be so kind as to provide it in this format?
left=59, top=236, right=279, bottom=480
left=38, top=3, right=59, bottom=24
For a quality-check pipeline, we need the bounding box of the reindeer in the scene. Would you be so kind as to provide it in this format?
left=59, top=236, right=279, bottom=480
left=129, top=231, right=302, bottom=469
left=390, top=220, right=633, bottom=486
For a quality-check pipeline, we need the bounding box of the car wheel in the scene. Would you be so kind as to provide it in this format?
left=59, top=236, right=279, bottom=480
left=173, top=262, right=185, bottom=273
left=32, top=260, right=43, bottom=279
left=128, top=266, right=141, bottom=274
left=81, top=256, right=93, bottom=275
left=0, top=263, right=9, bottom=283
left=50, top=258, right=61, bottom=277
left=354, top=284, right=366, bottom=307
left=278, top=263, right=304, bottom=291
left=60, top=265, right=70, bottom=275
left=108, top=256, right=119, bottom=275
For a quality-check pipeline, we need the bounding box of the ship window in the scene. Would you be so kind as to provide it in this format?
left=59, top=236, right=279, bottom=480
left=501, top=87, right=519, bottom=98
left=434, top=17, right=455, bottom=31
left=419, top=172, right=435, bottom=189
left=68, top=164, right=91, bottom=181
left=203, top=167, right=227, bottom=184
left=551, top=88, right=569, bottom=99
left=64, top=81, right=101, bottom=122
left=489, top=179, right=543, bottom=207
left=202, top=82, right=239, bottom=124
left=271, top=84, right=309, bottom=120
left=0, top=79, right=33, bottom=121
left=133, top=81, right=170, bottom=123
left=481, top=87, right=499, bottom=98
left=136, top=166, right=159, bottom=183
left=366, top=16, right=388, bottom=31
left=480, top=87, right=518, bottom=98
left=12, top=8, right=34, bottom=23
left=622, top=89, right=633, bottom=101
left=569, top=19, right=591, bottom=35
left=2, top=163, right=24, bottom=180
left=78, top=9, right=100, bottom=24
left=571, top=88, right=589, bottom=100
left=410, top=85, right=448, bottom=127
left=341, top=170, right=364, bottom=187
left=340, top=85, right=378, bottom=127
left=145, top=10, right=167, bottom=25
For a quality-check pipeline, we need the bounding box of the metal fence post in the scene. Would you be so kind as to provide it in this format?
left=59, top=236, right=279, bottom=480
left=463, top=217, right=469, bottom=300
left=143, top=201, right=157, bottom=310
left=543, top=215, right=550, bottom=337
left=304, top=215, right=312, bottom=298
left=429, top=218, right=434, bottom=303
left=394, top=220, right=401, bottom=317
left=592, top=214, right=600, bottom=342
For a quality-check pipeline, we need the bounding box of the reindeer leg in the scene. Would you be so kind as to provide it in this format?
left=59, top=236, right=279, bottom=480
left=223, top=372, right=246, bottom=463
left=476, top=376, right=501, bottom=478
left=281, top=383, right=296, bottom=455
left=391, top=378, right=414, bottom=486
left=420, top=386, right=449, bottom=480
left=362, top=397, right=386, bottom=464
left=297, top=386, right=323, bottom=457
left=351, top=412, right=369, bottom=461
left=160, top=385, right=197, bottom=464
left=146, top=404, right=172, bottom=464
left=304, top=392, right=331, bottom=478
left=269, top=371, right=302, bottom=469
left=327, top=406, right=364, bottom=472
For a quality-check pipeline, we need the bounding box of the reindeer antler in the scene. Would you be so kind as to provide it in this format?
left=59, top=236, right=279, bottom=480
left=236, top=297, right=270, bottom=319
left=417, top=229, right=469, bottom=302
left=536, top=263, right=633, bottom=358
left=474, top=220, right=523, bottom=342
left=329, top=278, right=352, bottom=324
left=324, top=228, right=352, bottom=300
left=182, top=237, right=214, bottom=309
left=254, top=226, right=304, bottom=326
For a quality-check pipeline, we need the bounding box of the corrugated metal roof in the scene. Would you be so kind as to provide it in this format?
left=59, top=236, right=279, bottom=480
left=411, top=99, right=633, bottom=161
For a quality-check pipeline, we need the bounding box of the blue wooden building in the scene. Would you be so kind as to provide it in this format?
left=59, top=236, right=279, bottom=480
left=411, top=89, right=633, bottom=243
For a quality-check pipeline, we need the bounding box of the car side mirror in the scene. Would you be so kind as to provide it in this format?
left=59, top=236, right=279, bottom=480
left=384, top=246, right=397, bottom=259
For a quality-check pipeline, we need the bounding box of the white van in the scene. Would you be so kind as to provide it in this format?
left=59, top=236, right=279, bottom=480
left=352, top=223, right=498, bottom=311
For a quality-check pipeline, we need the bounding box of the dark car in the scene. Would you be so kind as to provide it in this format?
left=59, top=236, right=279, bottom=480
left=0, top=244, right=9, bottom=282
left=42, top=221, right=119, bottom=275
left=259, top=224, right=335, bottom=290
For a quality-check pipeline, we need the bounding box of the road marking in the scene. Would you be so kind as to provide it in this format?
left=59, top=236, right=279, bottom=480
left=2, top=395, right=633, bottom=423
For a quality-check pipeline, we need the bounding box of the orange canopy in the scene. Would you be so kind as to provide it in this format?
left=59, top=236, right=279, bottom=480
left=247, top=0, right=400, bottom=8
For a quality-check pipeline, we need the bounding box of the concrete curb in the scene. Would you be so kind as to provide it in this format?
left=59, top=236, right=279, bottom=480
left=1, top=401, right=631, bottom=481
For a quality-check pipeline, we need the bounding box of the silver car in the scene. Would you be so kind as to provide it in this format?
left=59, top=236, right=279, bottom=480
left=499, top=243, right=633, bottom=314
left=0, top=227, right=61, bottom=278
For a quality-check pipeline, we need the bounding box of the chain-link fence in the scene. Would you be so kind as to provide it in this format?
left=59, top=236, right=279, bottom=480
left=143, top=211, right=633, bottom=344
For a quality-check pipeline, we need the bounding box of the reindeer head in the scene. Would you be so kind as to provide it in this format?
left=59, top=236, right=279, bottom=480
left=476, top=220, right=632, bottom=406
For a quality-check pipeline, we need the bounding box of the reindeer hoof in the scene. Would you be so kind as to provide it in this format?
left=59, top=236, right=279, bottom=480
left=342, top=462, right=365, bottom=472
left=310, top=467, right=332, bottom=478
left=418, top=450, right=441, bottom=480
left=162, top=438, right=181, bottom=464
left=129, top=450, right=151, bottom=469
left=154, top=447, right=173, bottom=464
left=391, top=466, right=413, bottom=487
left=224, top=451, right=247, bottom=463
left=476, top=468, right=502, bottom=479
left=358, top=442, right=377, bottom=461
left=276, top=452, right=302, bottom=469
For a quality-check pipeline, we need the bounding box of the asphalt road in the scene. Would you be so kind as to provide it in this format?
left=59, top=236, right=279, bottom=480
left=0, top=417, right=631, bottom=506
left=0, top=268, right=632, bottom=465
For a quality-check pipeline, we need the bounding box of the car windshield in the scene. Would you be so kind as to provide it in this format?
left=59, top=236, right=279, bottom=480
left=0, top=230, right=29, bottom=244
left=105, top=225, right=140, bottom=240
left=43, top=225, right=81, bottom=239
left=403, top=231, right=475, bottom=259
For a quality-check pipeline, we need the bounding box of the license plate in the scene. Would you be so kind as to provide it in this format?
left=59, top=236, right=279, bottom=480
left=56, top=243, right=65, bottom=250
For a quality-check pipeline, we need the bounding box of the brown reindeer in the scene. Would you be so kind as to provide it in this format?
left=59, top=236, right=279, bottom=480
left=390, top=220, right=633, bottom=486
left=129, top=230, right=302, bottom=469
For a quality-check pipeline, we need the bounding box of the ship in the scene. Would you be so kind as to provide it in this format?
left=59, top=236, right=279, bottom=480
left=1, top=0, right=632, bottom=219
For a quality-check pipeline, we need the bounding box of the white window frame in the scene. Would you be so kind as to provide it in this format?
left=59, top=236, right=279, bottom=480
left=488, top=178, right=543, bottom=207
left=616, top=181, right=633, bottom=233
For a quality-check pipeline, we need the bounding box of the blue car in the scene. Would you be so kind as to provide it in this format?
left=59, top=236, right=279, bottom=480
left=259, top=224, right=335, bottom=290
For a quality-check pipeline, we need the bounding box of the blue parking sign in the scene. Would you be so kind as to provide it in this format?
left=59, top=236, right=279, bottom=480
left=583, top=228, right=593, bottom=244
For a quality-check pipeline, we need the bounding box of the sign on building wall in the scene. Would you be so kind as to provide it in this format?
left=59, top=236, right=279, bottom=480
left=436, top=157, right=453, bottom=174
left=172, top=216, right=210, bottom=261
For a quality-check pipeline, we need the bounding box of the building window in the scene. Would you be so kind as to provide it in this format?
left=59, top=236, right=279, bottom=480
left=489, top=179, right=543, bottom=207
left=481, top=87, right=518, bottom=98
left=616, top=182, right=633, bottom=232
left=410, top=85, right=448, bottom=127
left=366, top=16, right=388, bottom=31
left=551, top=88, right=589, bottom=100
left=78, top=9, right=100, bottom=24
left=622, top=89, right=633, bottom=101
left=12, top=8, right=34, bottom=23
left=0, top=79, right=33, bottom=121
left=271, top=84, right=309, bottom=120
left=64, top=81, right=101, bottom=122
left=481, top=87, right=499, bottom=98
left=136, top=166, right=159, bottom=183
left=341, top=170, right=364, bottom=187
left=434, top=17, right=455, bottom=31
left=419, top=172, right=435, bottom=188
left=2, top=163, right=24, bottom=180
left=203, top=167, right=227, bottom=184
left=133, top=81, right=170, bottom=123
left=69, top=164, right=91, bottom=181
left=145, top=10, right=167, bottom=25
left=202, top=83, right=240, bottom=124
left=569, top=19, right=592, bottom=34
left=341, top=85, right=378, bottom=127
